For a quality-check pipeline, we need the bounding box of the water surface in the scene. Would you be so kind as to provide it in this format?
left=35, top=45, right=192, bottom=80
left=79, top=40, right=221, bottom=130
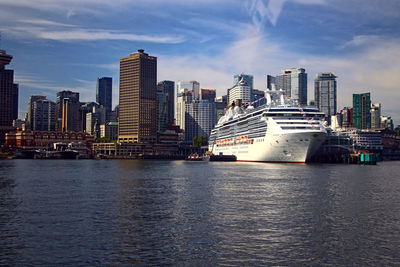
left=0, top=160, right=399, bottom=265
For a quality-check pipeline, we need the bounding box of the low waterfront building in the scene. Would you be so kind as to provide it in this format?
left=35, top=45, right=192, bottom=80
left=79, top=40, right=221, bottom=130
left=92, top=142, right=179, bottom=157
left=319, top=132, right=352, bottom=154
left=5, top=130, right=94, bottom=150
left=336, top=128, right=383, bottom=151
left=381, top=129, right=400, bottom=160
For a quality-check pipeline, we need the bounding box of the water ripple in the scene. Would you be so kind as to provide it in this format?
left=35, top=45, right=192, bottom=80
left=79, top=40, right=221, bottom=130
left=0, top=160, right=399, bottom=265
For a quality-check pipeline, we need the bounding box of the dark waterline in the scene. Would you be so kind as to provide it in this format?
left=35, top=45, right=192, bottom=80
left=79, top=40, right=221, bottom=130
left=1, top=160, right=400, bottom=265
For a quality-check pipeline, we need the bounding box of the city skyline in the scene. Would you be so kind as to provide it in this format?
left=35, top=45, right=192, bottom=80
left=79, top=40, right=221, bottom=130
left=0, top=0, right=400, bottom=124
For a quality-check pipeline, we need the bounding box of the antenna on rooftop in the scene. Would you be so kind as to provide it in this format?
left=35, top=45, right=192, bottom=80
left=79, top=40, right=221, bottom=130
left=0, top=31, right=2, bottom=49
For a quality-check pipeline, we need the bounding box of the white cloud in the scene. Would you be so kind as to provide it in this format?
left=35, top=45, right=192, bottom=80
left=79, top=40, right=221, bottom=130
left=2, top=24, right=185, bottom=44
left=340, top=35, right=381, bottom=49
left=0, top=0, right=237, bottom=15
left=38, top=29, right=185, bottom=43
left=292, top=0, right=327, bottom=4
left=18, top=19, right=75, bottom=27
left=156, top=34, right=400, bottom=123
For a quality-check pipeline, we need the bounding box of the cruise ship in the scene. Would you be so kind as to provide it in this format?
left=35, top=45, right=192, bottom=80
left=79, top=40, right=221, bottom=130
left=208, top=90, right=327, bottom=163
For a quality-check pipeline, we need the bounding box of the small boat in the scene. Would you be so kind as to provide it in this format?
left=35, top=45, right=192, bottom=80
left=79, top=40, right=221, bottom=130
left=186, top=153, right=203, bottom=161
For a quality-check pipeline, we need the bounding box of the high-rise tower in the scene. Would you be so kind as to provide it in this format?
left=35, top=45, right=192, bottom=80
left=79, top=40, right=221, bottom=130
left=370, top=103, right=381, bottom=129
left=0, top=46, right=18, bottom=143
left=274, top=68, right=307, bottom=105
left=314, top=72, right=337, bottom=118
left=228, top=77, right=251, bottom=105
left=177, top=81, right=200, bottom=100
left=96, top=77, right=112, bottom=113
left=353, top=93, right=371, bottom=129
left=157, top=80, right=175, bottom=124
left=55, top=91, right=81, bottom=132
left=119, top=49, right=157, bottom=143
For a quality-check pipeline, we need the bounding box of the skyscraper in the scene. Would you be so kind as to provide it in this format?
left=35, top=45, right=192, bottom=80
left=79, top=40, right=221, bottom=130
left=55, top=91, right=81, bottom=132
left=176, top=89, right=192, bottom=139
left=86, top=105, right=106, bottom=138
left=0, top=48, right=18, bottom=143
left=119, top=49, right=157, bottom=143
left=370, top=103, right=381, bottom=129
left=196, top=100, right=216, bottom=139
left=176, top=88, right=216, bottom=142
left=80, top=102, right=100, bottom=132
left=157, top=80, right=175, bottom=124
left=200, top=88, right=216, bottom=102
left=353, top=93, right=371, bottom=129
left=27, top=95, right=47, bottom=130
left=157, top=90, right=168, bottom=132
left=275, top=71, right=291, bottom=95
left=314, top=72, right=337, bottom=118
left=234, top=74, right=254, bottom=100
left=13, top=84, right=18, bottom=121
left=31, top=98, right=56, bottom=131
left=381, top=116, right=394, bottom=130
left=234, top=74, right=253, bottom=87
left=266, top=75, right=276, bottom=90
left=215, top=95, right=228, bottom=122
left=274, top=68, right=307, bottom=105
left=228, top=77, right=251, bottom=105
left=177, top=81, right=200, bottom=100
left=252, top=89, right=266, bottom=108
left=341, top=107, right=353, bottom=128
left=96, top=77, right=112, bottom=113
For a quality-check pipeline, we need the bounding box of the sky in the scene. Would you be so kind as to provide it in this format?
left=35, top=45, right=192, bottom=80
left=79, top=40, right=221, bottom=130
left=1, top=0, right=400, bottom=125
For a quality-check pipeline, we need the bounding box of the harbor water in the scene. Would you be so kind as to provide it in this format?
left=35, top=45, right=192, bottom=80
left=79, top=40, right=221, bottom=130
left=1, top=160, right=399, bottom=265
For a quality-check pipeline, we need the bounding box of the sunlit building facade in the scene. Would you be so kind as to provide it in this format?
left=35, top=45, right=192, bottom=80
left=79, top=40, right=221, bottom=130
left=119, top=49, right=157, bottom=143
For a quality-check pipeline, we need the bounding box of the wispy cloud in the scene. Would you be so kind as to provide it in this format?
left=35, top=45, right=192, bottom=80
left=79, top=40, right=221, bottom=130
left=18, top=19, right=75, bottom=27
left=38, top=29, right=185, bottom=43
left=14, top=73, right=71, bottom=93
left=2, top=23, right=185, bottom=44
left=340, top=35, right=381, bottom=49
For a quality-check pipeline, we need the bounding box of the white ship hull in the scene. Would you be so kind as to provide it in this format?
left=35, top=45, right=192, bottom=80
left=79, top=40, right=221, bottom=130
left=209, top=90, right=328, bottom=164
left=209, top=131, right=326, bottom=163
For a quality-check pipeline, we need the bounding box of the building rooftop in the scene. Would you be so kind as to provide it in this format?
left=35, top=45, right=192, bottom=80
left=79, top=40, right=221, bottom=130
left=0, top=49, right=12, bottom=66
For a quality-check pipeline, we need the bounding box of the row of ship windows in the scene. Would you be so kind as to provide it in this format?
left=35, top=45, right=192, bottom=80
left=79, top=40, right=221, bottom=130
left=281, top=126, right=320, bottom=130
left=219, top=121, right=266, bottom=132
left=276, top=121, right=320, bottom=125
left=216, top=133, right=266, bottom=140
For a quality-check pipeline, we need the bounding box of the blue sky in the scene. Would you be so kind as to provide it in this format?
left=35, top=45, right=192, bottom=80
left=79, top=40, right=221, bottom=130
left=1, top=0, right=400, bottom=124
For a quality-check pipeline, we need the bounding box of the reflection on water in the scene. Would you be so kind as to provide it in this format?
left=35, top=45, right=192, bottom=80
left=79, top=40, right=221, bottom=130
left=0, top=160, right=399, bottom=265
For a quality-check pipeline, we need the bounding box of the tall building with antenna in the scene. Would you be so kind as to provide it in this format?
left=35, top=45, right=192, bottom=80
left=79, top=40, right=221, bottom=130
left=0, top=34, right=19, bottom=144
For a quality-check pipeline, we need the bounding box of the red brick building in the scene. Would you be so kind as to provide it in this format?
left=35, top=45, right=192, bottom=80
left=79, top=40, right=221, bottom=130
left=5, top=130, right=94, bottom=150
